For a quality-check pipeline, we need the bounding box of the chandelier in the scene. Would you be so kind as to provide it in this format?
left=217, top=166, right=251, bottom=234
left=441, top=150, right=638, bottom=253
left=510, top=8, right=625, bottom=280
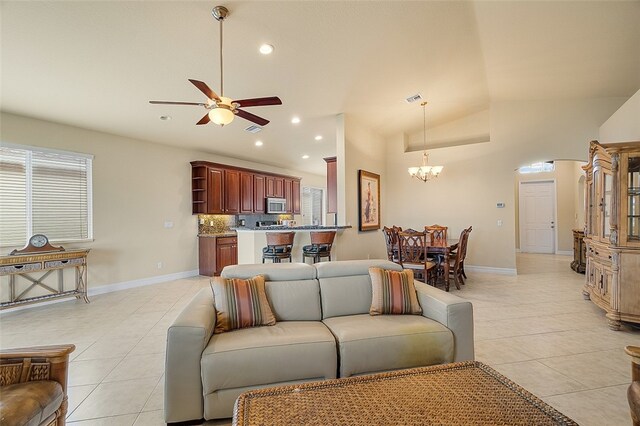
left=408, top=101, right=443, bottom=182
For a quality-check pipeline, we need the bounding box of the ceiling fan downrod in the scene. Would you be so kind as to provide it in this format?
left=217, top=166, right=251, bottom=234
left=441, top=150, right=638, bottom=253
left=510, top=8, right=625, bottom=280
left=212, top=6, right=228, bottom=97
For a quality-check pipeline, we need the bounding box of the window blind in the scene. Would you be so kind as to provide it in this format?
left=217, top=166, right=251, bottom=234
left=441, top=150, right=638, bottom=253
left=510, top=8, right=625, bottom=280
left=301, top=187, right=323, bottom=226
left=0, top=148, right=28, bottom=245
left=0, top=145, right=92, bottom=246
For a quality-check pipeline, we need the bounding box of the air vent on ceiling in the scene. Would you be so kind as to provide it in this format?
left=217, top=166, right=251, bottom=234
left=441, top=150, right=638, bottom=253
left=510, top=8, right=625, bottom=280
left=405, top=93, right=422, bottom=104
left=245, top=124, right=263, bottom=133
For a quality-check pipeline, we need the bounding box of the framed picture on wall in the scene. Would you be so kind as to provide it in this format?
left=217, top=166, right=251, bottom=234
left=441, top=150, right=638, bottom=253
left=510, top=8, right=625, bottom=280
left=358, top=170, right=380, bottom=231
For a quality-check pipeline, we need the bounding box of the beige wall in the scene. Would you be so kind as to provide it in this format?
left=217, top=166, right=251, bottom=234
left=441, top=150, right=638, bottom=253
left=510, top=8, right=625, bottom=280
left=385, top=98, right=626, bottom=271
left=514, top=161, right=584, bottom=253
left=333, top=114, right=388, bottom=261
left=0, top=112, right=324, bottom=289
left=599, top=88, right=640, bottom=143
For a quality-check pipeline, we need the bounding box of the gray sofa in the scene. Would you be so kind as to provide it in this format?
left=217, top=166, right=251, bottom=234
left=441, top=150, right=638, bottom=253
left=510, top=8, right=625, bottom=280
left=164, top=259, right=474, bottom=423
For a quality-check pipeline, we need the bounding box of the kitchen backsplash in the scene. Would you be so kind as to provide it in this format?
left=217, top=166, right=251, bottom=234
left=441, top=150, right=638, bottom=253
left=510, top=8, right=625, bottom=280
left=198, top=214, right=295, bottom=234
left=197, top=215, right=236, bottom=234
left=237, top=214, right=293, bottom=227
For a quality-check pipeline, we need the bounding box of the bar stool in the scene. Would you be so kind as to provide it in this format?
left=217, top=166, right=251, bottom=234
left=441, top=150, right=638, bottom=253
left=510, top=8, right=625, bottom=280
left=262, top=232, right=295, bottom=263
left=302, top=231, right=336, bottom=263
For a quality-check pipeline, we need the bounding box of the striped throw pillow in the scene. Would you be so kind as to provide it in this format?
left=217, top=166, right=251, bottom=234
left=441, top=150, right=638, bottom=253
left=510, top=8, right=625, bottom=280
left=211, top=275, right=276, bottom=333
left=369, top=267, right=422, bottom=315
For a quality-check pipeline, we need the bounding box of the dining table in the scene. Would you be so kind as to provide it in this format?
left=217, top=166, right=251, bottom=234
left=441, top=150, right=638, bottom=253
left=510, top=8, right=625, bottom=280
left=426, top=238, right=459, bottom=291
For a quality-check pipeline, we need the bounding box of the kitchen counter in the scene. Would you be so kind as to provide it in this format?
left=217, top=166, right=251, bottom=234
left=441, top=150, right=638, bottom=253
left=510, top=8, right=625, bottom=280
left=197, top=231, right=237, bottom=237
left=233, top=225, right=351, bottom=232
left=234, top=226, right=350, bottom=264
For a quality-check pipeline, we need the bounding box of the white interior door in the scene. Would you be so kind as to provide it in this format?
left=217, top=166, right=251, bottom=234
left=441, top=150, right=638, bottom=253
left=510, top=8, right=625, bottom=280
left=519, top=181, right=556, bottom=253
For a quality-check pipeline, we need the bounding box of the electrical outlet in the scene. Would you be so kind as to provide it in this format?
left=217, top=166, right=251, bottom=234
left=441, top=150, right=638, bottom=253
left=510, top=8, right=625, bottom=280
left=199, top=218, right=205, bottom=224
left=210, top=220, right=214, bottom=226
left=164, top=221, right=174, bottom=228
left=157, top=262, right=163, bottom=269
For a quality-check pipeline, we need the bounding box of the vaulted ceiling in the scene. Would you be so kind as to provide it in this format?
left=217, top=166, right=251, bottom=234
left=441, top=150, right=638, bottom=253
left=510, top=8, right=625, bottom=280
left=2, top=1, right=639, bottom=175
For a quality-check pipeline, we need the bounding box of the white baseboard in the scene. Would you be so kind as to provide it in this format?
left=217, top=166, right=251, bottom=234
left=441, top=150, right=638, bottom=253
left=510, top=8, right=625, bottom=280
left=464, top=265, right=518, bottom=275
left=555, top=250, right=573, bottom=256
left=89, top=269, right=199, bottom=296
left=0, top=269, right=200, bottom=315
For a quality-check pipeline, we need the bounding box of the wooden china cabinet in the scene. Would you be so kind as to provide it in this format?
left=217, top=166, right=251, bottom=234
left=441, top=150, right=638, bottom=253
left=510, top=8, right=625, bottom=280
left=582, top=140, right=640, bottom=330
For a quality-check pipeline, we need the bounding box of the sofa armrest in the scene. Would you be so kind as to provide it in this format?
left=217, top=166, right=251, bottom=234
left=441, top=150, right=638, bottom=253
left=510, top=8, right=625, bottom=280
left=414, top=281, right=474, bottom=362
left=165, top=288, right=216, bottom=423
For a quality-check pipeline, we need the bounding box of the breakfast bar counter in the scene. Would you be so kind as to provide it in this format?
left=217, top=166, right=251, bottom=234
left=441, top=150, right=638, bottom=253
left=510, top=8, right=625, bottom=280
left=235, top=226, right=350, bottom=264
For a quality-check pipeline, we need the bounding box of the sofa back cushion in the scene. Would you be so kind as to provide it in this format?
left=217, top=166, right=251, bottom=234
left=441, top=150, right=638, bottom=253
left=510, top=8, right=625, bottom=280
left=316, top=260, right=402, bottom=319
left=222, top=263, right=321, bottom=321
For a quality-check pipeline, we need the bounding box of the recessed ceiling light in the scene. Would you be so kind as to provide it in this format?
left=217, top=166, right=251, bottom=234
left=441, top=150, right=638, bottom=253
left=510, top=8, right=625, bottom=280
left=302, top=155, right=309, bottom=159
left=159, top=115, right=172, bottom=121
left=255, top=141, right=263, bottom=147
left=291, top=117, right=301, bottom=124
left=314, top=135, right=323, bottom=141
left=259, top=44, right=274, bottom=55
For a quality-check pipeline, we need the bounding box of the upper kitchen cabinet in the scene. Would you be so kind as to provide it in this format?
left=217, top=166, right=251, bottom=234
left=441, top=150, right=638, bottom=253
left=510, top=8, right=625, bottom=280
left=253, top=174, right=266, bottom=213
left=191, top=161, right=300, bottom=215
left=240, top=172, right=254, bottom=213
left=266, top=176, right=285, bottom=198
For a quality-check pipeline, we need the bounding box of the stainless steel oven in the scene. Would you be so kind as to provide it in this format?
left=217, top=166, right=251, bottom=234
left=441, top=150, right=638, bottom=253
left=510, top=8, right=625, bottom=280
left=266, top=198, right=287, bottom=214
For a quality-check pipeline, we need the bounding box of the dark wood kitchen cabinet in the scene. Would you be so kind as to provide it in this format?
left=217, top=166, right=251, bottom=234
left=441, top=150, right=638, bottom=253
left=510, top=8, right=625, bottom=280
left=224, top=170, right=240, bottom=214
left=240, top=172, right=254, bottom=213
left=253, top=174, right=266, bottom=213
left=324, top=157, right=337, bottom=214
left=199, top=235, right=237, bottom=276
left=266, top=176, right=285, bottom=198
left=291, top=179, right=301, bottom=214
left=207, top=167, right=225, bottom=214
left=284, top=178, right=293, bottom=213
left=191, top=161, right=300, bottom=215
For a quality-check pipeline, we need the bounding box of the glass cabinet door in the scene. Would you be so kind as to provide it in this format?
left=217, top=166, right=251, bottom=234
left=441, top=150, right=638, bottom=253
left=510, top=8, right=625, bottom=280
left=591, top=170, right=599, bottom=237
left=603, top=171, right=612, bottom=239
left=629, top=155, right=640, bottom=241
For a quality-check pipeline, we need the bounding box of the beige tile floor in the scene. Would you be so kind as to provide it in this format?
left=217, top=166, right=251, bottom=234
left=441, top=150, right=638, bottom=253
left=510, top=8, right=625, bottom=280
left=0, top=253, right=637, bottom=425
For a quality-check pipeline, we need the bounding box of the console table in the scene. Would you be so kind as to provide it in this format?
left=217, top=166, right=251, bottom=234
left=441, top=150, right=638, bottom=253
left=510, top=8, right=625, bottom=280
left=0, top=249, right=90, bottom=309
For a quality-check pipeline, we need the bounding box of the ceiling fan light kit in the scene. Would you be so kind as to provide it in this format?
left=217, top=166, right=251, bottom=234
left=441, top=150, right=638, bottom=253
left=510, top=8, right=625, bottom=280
left=149, top=5, right=282, bottom=127
left=408, top=101, right=444, bottom=182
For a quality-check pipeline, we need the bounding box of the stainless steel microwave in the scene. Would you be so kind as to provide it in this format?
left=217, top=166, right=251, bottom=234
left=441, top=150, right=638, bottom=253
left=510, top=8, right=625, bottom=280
left=266, top=198, right=287, bottom=214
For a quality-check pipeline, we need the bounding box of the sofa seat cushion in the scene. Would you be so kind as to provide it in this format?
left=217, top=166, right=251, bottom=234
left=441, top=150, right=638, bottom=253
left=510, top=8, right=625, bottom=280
left=0, top=381, right=63, bottom=426
left=201, top=321, right=337, bottom=394
left=323, top=314, right=454, bottom=377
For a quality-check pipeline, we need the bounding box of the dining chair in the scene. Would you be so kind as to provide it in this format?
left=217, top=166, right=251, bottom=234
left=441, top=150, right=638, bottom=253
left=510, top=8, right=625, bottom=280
left=262, top=232, right=295, bottom=263
left=460, top=226, right=472, bottom=280
left=448, top=227, right=472, bottom=289
left=382, top=226, right=402, bottom=263
left=397, top=230, right=436, bottom=284
left=425, top=224, right=448, bottom=245
left=303, top=231, right=336, bottom=263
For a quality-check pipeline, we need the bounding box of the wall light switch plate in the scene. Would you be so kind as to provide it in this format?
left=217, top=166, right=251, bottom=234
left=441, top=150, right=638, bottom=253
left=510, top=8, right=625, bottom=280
left=497, top=219, right=503, bottom=227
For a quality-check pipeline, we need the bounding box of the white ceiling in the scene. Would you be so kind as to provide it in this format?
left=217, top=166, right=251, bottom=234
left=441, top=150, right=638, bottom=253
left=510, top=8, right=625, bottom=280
left=2, top=1, right=639, bottom=175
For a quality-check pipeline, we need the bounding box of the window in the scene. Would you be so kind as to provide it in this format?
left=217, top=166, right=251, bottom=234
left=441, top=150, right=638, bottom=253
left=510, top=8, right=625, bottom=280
left=518, top=162, right=555, bottom=174
left=0, top=144, right=93, bottom=246
left=301, top=187, right=324, bottom=226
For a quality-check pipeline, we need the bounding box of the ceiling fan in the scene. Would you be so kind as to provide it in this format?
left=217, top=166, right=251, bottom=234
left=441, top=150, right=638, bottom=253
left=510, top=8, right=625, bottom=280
left=149, top=6, right=282, bottom=127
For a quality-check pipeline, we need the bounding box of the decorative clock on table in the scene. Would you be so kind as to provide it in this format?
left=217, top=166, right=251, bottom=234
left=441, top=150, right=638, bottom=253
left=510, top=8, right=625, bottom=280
left=10, top=234, right=65, bottom=255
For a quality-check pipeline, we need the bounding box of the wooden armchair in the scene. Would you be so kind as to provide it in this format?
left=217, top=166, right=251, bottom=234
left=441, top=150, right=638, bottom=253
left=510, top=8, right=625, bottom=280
left=0, top=344, right=75, bottom=426
left=626, top=345, right=640, bottom=426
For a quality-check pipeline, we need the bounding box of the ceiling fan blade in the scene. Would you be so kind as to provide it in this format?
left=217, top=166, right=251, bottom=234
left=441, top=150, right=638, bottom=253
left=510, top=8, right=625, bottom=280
left=234, top=97, right=282, bottom=108
left=149, top=101, right=206, bottom=106
left=236, top=109, right=270, bottom=126
left=188, top=79, right=221, bottom=101
left=196, top=113, right=211, bottom=125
